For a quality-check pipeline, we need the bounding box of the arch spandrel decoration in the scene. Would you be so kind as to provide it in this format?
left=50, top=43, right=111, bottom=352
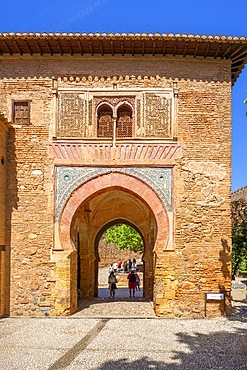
left=56, top=167, right=172, bottom=222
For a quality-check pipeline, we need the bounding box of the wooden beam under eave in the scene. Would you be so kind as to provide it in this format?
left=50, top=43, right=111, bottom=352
left=232, top=59, right=245, bottom=69
left=89, top=41, right=94, bottom=56
left=2, top=40, right=12, bottom=55
left=221, top=45, right=232, bottom=59
left=231, top=45, right=244, bottom=58
left=56, top=40, right=63, bottom=55
left=183, top=42, right=189, bottom=57
left=99, top=40, right=104, bottom=56
left=204, top=43, right=210, bottom=58
left=152, top=41, right=156, bottom=56
left=142, top=41, right=145, bottom=56
left=232, top=49, right=247, bottom=63
left=110, top=41, right=114, bottom=56
left=45, top=40, right=53, bottom=55
left=173, top=40, right=178, bottom=57
left=163, top=41, right=167, bottom=56
left=131, top=41, right=135, bottom=56
left=67, top=40, right=73, bottom=56
left=13, top=40, right=22, bottom=55
left=193, top=42, right=199, bottom=58
left=24, top=40, right=33, bottom=55
left=121, top=41, right=124, bottom=56
left=35, top=40, right=43, bottom=55
left=77, top=40, right=83, bottom=55
left=214, top=43, right=222, bottom=59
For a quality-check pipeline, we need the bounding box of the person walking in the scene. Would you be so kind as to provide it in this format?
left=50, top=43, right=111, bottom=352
left=128, top=258, right=132, bottom=272
left=108, top=271, right=118, bottom=298
left=136, top=270, right=141, bottom=291
left=127, top=269, right=137, bottom=297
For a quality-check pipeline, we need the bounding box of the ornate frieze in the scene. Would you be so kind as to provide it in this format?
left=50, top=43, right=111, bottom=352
left=56, top=75, right=174, bottom=88
left=57, top=93, right=86, bottom=137
left=55, top=167, right=172, bottom=221
left=49, top=142, right=182, bottom=164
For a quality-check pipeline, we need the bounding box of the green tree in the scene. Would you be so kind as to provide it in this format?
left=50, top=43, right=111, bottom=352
left=105, top=224, right=144, bottom=253
left=232, top=199, right=247, bottom=277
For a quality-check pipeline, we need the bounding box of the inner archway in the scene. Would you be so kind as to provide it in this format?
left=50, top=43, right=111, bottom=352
left=96, top=220, right=145, bottom=299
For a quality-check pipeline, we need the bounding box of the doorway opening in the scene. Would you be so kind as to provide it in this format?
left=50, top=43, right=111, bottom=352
left=96, top=221, right=145, bottom=299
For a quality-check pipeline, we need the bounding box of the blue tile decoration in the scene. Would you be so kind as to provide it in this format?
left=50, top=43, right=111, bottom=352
left=56, top=167, right=172, bottom=221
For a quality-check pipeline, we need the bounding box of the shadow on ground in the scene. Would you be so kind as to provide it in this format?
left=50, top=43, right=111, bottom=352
left=96, top=327, right=247, bottom=370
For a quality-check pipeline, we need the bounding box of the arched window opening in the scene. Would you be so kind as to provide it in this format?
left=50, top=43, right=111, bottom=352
left=97, top=105, right=113, bottom=138
left=116, top=105, right=133, bottom=138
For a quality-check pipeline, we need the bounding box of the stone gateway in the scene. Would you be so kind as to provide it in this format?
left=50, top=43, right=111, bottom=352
left=0, top=32, right=247, bottom=318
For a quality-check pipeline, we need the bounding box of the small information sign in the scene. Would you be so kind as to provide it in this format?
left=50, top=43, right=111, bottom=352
left=206, top=293, right=224, bottom=300
left=204, top=292, right=226, bottom=317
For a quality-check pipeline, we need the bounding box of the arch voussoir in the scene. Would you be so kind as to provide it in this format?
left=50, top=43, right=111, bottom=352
left=59, top=172, right=171, bottom=252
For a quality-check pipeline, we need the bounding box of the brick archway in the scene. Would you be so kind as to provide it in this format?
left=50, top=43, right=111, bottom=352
left=58, top=172, right=171, bottom=254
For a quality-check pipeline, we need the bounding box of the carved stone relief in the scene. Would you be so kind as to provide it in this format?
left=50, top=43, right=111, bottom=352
left=55, top=167, right=172, bottom=221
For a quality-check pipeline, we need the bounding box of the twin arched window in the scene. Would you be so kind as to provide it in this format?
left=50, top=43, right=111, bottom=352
left=97, top=104, right=133, bottom=138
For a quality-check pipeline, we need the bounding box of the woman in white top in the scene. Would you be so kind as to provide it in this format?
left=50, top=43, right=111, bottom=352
left=108, top=271, right=118, bottom=298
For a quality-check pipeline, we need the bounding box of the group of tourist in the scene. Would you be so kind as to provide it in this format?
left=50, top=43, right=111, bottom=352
left=108, top=267, right=141, bottom=298
left=109, top=258, right=137, bottom=274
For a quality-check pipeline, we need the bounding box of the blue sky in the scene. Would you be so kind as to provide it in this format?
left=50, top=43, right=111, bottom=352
left=1, top=0, right=246, bottom=191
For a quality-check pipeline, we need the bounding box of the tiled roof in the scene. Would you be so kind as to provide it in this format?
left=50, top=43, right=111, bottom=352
left=0, top=32, right=247, bottom=83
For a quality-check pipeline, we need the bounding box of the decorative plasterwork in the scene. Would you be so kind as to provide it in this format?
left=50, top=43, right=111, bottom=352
left=49, top=142, right=182, bottom=164
left=55, top=85, right=176, bottom=139
left=56, top=166, right=172, bottom=221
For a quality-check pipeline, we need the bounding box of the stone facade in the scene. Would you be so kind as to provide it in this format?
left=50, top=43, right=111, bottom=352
left=0, top=114, right=9, bottom=317
left=0, top=32, right=246, bottom=318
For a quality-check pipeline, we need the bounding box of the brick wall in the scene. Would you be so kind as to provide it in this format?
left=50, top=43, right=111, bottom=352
left=0, top=116, right=8, bottom=317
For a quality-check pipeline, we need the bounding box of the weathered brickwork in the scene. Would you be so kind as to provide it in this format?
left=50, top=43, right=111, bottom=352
left=0, top=48, right=234, bottom=317
left=0, top=115, right=9, bottom=317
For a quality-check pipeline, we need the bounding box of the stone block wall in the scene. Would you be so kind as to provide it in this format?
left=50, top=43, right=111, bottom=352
left=0, top=55, right=232, bottom=317
left=0, top=116, right=8, bottom=317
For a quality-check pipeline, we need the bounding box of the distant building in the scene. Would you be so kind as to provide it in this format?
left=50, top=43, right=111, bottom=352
left=0, top=32, right=247, bottom=318
left=231, top=186, right=247, bottom=202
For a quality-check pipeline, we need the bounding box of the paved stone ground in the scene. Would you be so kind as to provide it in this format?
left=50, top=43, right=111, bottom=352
left=0, top=302, right=246, bottom=370
left=0, top=269, right=246, bottom=369
left=75, top=267, right=154, bottom=318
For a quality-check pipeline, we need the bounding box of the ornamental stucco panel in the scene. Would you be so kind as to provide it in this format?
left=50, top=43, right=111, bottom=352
left=57, top=93, right=86, bottom=137
left=56, top=167, right=172, bottom=221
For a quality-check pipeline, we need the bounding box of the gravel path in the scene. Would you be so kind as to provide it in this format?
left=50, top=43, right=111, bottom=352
left=0, top=308, right=246, bottom=370
left=0, top=269, right=246, bottom=369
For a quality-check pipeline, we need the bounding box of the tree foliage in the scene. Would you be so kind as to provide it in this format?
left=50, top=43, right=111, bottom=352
left=105, top=224, right=144, bottom=253
left=232, top=199, right=247, bottom=276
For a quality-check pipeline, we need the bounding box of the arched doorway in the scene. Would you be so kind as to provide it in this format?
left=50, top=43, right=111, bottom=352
left=56, top=171, right=171, bottom=315
left=71, top=189, right=156, bottom=302
left=95, top=220, right=145, bottom=299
